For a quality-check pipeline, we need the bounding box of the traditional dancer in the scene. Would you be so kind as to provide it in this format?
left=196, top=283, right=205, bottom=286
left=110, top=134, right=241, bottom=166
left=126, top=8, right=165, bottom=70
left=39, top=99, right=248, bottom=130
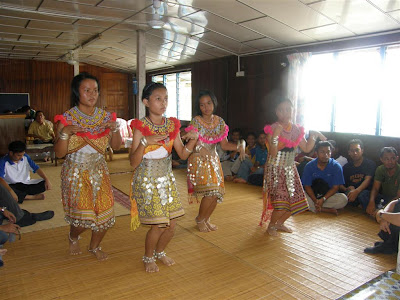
left=54, top=72, right=121, bottom=260
left=129, top=82, right=198, bottom=273
left=260, top=98, right=326, bottom=236
left=186, top=90, right=246, bottom=232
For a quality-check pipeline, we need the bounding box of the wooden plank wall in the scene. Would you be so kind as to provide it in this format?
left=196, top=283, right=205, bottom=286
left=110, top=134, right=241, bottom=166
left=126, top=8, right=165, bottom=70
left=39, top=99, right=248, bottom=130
left=0, top=58, right=133, bottom=122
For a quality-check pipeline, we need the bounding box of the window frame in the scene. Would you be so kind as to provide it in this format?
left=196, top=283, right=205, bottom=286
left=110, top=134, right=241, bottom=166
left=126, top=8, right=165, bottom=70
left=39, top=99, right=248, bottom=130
left=151, top=71, right=192, bottom=121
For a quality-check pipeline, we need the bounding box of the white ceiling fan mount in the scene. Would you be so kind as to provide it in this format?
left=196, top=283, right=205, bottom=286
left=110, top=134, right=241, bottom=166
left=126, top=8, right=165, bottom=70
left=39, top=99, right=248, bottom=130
left=66, top=50, right=78, bottom=65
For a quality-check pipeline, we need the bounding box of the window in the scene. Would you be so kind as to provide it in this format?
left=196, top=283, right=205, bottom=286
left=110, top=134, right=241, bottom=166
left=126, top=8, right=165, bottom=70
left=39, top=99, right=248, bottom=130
left=152, top=71, right=192, bottom=121
left=302, top=45, right=400, bottom=137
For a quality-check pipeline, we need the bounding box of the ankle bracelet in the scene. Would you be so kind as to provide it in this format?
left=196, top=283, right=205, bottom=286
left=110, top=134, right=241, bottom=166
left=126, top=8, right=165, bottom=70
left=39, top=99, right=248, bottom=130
left=68, top=232, right=81, bottom=244
left=88, top=246, right=102, bottom=253
left=154, top=251, right=166, bottom=259
left=142, top=255, right=156, bottom=263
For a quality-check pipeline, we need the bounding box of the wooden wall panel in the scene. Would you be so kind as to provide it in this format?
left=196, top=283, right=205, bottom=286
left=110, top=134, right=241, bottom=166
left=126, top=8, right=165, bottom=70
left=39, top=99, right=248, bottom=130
left=101, top=73, right=129, bottom=120
left=0, top=59, right=132, bottom=124
left=191, top=58, right=229, bottom=122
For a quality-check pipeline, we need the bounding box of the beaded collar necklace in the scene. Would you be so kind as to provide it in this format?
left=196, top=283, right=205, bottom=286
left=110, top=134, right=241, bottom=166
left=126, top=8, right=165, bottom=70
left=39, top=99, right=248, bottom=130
left=144, top=117, right=168, bottom=134
left=69, top=106, right=107, bottom=132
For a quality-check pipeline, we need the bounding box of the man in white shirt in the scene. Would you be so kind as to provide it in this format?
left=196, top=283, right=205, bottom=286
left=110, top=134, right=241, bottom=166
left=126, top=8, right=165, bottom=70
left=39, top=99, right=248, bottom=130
left=0, top=141, right=52, bottom=204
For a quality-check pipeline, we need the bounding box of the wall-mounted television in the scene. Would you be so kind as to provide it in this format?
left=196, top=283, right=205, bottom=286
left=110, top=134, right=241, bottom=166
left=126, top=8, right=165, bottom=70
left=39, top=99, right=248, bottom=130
left=0, top=93, right=30, bottom=113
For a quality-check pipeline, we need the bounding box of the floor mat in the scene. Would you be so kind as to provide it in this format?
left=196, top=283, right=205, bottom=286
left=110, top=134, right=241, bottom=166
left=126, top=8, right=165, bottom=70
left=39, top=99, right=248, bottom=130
left=112, top=186, right=131, bottom=210
left=338, top=270, right=400, bottom=299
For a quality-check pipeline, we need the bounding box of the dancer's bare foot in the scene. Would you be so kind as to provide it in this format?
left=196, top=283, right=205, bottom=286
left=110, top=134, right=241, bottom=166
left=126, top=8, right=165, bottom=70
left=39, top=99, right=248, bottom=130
left=266, top=225, right=278, bottom=236
left=25, top=194, right=45, bottom=200
left=206, top=218, right=218, bottom=231
left=155, top=251, right=175, bottom=266
left=195, top=217, right=210, bottom=232
left=88, top=246, right=108, bottom=261
left=275, top=223, right=293, bottom=233
left=68, top=233, right=82, bottom=255
left=322, top=208, right=338, bottom=215
left=0, top=249, right=7, bottom=255
left=143, top=256, right=159, bottom=272
left=233, top=178, right=247, bottom=184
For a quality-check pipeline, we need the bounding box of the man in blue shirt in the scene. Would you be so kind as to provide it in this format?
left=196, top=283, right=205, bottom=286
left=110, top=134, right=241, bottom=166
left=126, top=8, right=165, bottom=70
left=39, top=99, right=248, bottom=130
left=233, top=132, right=268, bottom=184
left=0, top=141, right=52, bottom=204
left=302, top=141, right=348, bottom=215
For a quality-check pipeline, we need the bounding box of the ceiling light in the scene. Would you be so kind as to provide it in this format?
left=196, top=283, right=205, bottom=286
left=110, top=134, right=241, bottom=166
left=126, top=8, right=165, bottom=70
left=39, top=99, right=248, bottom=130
left=148, top=18, right=165, bottom=29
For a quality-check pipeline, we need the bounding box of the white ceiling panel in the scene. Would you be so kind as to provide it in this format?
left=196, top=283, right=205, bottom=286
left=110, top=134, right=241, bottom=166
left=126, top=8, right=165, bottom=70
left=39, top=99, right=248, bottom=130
left=0, top=9, right=76, bottom=23
left=241, top=16, right=315, bottom=45
left=388, top=10, right=400, bottom=23
left=183, top=11, right=263, bottom=42
left=74, top=19, right=118, bottom=28
left=190, top=0, right=264, bottom=23
left=1, top=0, right=400, bottom=72
left=97, top=0, right=151, bottom=11
left=301, top=24, right=355, bottom=41
left=27, top=20, right=100, bottom=34
left=243, top=37, right=285, bottom=51
left=310, top=0, right=400, bottom=34
left=40, top=0, right=133, bottom=20
left=198, top=31, right=256, bottom=54
left=369, top=0, right=400, bottom=12
left=239, top=0, right=333, bottom=30
left=145, top=60, right=174, bottom=70
left=0, top=0, right=43, bottom=8
left=200, top=46, right=235, bottom=58
left=4, top=26, right=61, bottom=37
left=56, top=0, right=101, bottom=5
left=0, top=16, right=28, bottom=27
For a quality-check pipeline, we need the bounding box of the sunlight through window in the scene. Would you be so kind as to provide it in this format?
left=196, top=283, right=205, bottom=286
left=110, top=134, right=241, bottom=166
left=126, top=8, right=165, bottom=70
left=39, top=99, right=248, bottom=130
left=302, top=46, right=399, bottom=137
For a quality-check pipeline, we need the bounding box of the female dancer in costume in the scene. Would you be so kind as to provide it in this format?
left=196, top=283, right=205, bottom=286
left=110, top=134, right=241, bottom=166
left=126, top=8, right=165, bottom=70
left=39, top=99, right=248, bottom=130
left=54, top=72, right=122, bottom=260
left=129, top=82, right=198, bottom=273
left=260, top=98, right=326, bottom=236
left=186, top=90, right=246, bottom=232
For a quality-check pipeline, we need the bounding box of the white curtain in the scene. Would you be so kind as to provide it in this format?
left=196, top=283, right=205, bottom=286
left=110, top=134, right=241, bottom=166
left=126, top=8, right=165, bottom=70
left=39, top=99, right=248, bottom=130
left=286, top=52, right=311, bottom=126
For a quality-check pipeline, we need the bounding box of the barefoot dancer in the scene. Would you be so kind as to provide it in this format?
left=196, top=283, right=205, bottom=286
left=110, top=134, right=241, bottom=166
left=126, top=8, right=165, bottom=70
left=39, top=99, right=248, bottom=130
left=186, top=90, right=245, bottom=232
left=54, top=72, right=122, bottom=261
left=129, top=82, right=198, bottom=273
left=260, top=98, right=326, bottom=236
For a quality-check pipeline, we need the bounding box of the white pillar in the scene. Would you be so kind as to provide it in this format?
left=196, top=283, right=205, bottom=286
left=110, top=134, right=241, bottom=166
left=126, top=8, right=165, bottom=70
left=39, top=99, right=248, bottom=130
left=136, top=30, right=146, bottom=119
left=73, top=63, right=79, bottom=76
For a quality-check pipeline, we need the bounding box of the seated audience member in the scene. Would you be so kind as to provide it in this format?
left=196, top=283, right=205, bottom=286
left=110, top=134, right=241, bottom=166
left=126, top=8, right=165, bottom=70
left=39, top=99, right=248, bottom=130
left=0, top=141, right=52, bottom=204
left=340, top=139, right=376, bottom=211
left=364, top=198, right=400, bottom=254
left=328, top=140, right=348, bottom=167
left=16, top=105, right=36, bottom=130
left=219, top=128, right=242, bottom=181
left=27, top=111, right=55, bottom=144
left=0, top=206, right=20, bottom=267
left=245, top=132, right=257, bottom=162
left=366, top=147, right=400, bottom=217
left=0, top=178, right=54, bottom=227
left=302, top=141, right=348, bottom=215
left=234, top=132, right=268, bottom=184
